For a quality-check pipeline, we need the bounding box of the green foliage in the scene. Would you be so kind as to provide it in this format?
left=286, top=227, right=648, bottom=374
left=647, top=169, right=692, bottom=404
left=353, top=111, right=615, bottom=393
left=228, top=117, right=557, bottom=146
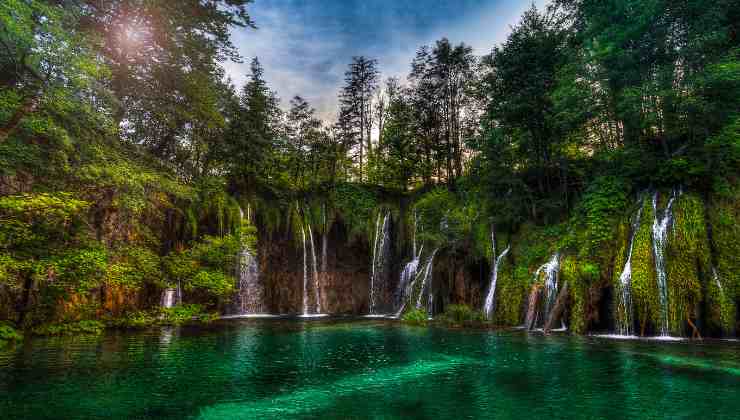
left=159, top=304, right=218, bottom=326
left=110, top=305, right=217, bottom=329
left=47, top=247, right=109, bottom=292
left=577, top=176, right=629, bottom=258
left=106, top=246, right=162, bottom=289
left=401, top=308, right=429, bottom=326
left=438, top=304, right=484, bottom=327
left=0, top=322, right=22, bottom=347
left=0, top=193, right=90, bottom=250
left=331, top=184, right=378, bottom=240
left=32, top=320, right=105, bottom=336
left=164, top=234, right=241, bottom=299
left=413, top=187, right=487, bottom=254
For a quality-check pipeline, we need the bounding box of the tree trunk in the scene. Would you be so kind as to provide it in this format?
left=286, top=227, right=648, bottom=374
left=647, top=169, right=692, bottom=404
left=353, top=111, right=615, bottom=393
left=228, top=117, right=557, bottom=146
left=544, top=282, right=569, bottom=334
left=524, top=283, right=542, bottom=330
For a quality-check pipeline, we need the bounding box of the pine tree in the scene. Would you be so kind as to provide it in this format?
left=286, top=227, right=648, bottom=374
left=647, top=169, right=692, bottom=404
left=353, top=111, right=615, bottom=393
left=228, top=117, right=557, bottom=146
left=338, top=56, right=379, bottom=181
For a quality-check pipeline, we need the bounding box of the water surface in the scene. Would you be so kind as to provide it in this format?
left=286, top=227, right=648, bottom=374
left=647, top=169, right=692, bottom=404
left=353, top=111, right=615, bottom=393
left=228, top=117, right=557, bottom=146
left=1, top=319, right=738, bottom=419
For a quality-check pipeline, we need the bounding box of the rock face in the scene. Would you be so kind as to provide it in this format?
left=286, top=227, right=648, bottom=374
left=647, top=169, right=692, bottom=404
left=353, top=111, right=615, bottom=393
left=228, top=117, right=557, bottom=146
left=259, top=219, right=373, bottom=315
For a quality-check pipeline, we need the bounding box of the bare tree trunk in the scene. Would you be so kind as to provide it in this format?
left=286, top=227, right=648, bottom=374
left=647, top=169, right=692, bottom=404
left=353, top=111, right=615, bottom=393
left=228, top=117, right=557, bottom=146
left=544, top=282, right=569, bottom=334
left=524, top=284, right=542, bottom=331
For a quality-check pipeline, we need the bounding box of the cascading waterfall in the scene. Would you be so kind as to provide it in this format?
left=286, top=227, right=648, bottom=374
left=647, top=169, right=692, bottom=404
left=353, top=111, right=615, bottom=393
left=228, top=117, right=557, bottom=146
left=301, top=225, right=310, bottom=315
left=541, top=253, right=561, bottom=324
left=394, top=212, right=422, bottom=317
left=652, top=190, right=678, bottom=336
left=615, top=201, right=644, bottom=335
left=307, top=224, right=321, bottom=314
left=234, top=245, right=264, bottom=314
left=483, top=230, right=510, bottom=320
left=415, top=249, right=439, bottom=316
left=395, top=244, right=423, bottom=315
left=321, top=204, right=328, bottom=274
left=232, top=205, right=266, bottom=315
left=713, top=268, right=724, bottom=294
left=369, top=211, right=391, bottom=314
left=161, top=281, right=181, bottom=309
left=525, top=253, right=560, bottom=329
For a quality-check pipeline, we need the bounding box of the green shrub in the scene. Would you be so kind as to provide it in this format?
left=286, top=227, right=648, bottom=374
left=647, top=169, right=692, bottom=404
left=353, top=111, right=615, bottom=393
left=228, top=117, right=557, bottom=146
left=0, top=322, right=23, bottom=347
left=163, top=234, right=242, bottom=299
left=32, top=320, right=105, bottom=336
left=401, top=308, right=429, bottom=326
left=438, top=304, right=484, bottom=326
left=160, top=304, right=217, bottom=325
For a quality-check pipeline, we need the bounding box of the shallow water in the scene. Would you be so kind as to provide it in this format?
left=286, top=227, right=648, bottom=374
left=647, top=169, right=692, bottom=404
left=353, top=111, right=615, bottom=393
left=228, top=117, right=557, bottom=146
left=1, top=319, right=739, bottom=419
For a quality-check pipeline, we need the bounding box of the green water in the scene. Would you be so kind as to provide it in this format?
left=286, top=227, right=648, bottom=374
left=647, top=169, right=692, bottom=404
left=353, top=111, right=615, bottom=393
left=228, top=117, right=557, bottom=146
left=1, top=319, right=739, bottom=419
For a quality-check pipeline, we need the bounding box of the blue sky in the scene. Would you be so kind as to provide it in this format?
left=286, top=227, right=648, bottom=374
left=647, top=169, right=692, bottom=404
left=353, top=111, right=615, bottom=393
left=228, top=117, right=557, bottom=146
left=225, top=0, right=549, bottom=119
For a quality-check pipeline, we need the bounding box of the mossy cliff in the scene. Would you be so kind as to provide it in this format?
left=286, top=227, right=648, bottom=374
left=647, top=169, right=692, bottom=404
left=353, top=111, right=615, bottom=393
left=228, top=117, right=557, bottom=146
left=1, top=178, right=739, bottom=339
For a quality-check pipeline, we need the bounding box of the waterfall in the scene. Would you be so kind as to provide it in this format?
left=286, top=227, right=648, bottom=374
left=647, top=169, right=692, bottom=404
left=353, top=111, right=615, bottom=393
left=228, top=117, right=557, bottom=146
left=395, top=256, right=420, bottom=317
left=713, top=267, right=724, bottom=294
left=321, top=203, right=328, bottom=273
left=394, top=213, right=422, bottom=318
left=415, top=249, right=439, bottom=316
left=652, top=190, right=678, bottom=336
left=161, top=281, right=181, bottom=309
left=231, top=205, right=265, bottom=315
left=615, top=201, right=644, bottom=336
left=301, top=225, right=309, bottom=315
left=307, top=224, right=321, bottom=314
left=541, top=253, right=561, bottom=323
left=234, top=246, right=264, bottom=314
left=369, top=211, right=391, bottom=314
left=525, top=253, right=560, bottom=329
left=483, top=231, right=510, bottom=320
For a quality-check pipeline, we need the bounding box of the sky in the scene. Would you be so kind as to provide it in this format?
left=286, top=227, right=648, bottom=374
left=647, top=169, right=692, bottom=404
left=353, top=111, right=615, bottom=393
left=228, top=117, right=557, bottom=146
left=225, top=0, right=549, bottom=120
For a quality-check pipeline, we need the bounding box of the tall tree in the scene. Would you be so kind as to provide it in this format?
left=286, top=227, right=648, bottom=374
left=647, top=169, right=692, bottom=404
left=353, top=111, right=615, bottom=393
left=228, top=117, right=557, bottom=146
left=338, top=56, right=379, bottom=181
left=481, top=6, right=568, bottom=199
left=76, top=0, right=254, bottom=168
left=224, top=58, right=281, bottom=194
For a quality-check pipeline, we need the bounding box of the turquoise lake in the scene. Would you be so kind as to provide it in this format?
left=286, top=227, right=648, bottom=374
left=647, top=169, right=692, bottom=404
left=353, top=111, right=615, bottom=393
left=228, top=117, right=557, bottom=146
left=1, top=318, right=739, bottom=419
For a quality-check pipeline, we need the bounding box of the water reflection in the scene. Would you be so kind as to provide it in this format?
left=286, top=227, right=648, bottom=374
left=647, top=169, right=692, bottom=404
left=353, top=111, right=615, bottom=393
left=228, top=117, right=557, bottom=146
left=0, top=320, right=738, bottom=419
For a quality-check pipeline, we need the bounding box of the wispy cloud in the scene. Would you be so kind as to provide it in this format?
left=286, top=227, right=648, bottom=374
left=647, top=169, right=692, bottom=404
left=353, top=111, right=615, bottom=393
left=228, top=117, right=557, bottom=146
left=226, top=0, right=550, bottom=121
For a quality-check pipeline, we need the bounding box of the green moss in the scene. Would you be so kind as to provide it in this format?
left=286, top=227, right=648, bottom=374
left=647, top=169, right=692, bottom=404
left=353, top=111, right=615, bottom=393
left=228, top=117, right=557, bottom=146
left=630, top=198, right=658, bottom=334
left=708, top=190, right=740, bottom=333
left=561, top=256, right=588, bottom=334
left=491, top=223, right=562, bottom=326
left=665, top=193, right=709, bottom=335
left=611, top=217, right=631, bottom=328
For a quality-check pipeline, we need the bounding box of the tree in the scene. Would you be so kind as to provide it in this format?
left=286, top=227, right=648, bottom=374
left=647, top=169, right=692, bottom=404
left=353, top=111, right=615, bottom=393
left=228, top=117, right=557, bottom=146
left=0, top=1, right=108, bottom=144
left=338, top=56, right=379, bottom=181
left=481, top=6, right=569, bottom=203
left=286, top=96, right=323, bottom=189
left=224, top=58, right=282, bottom=195
left=75, top=0, right=254, bottom=170
left=408, top=40, right=478, bottom=184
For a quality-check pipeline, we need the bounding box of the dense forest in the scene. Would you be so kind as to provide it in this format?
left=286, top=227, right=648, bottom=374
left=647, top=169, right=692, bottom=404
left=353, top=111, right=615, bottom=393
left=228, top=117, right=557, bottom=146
left=0, top=0, right=738, bottom=344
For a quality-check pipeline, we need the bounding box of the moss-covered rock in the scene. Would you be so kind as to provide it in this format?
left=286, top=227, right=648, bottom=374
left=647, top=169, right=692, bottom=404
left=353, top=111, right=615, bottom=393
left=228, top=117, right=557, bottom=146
left=665, top=193, right=710, bottom=336
left=630, top=198, right=658, bottom=335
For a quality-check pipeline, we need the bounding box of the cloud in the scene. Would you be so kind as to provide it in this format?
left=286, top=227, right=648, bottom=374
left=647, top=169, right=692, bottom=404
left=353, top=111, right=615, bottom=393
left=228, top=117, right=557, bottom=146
left=225, top=0, right=551, bottom=121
